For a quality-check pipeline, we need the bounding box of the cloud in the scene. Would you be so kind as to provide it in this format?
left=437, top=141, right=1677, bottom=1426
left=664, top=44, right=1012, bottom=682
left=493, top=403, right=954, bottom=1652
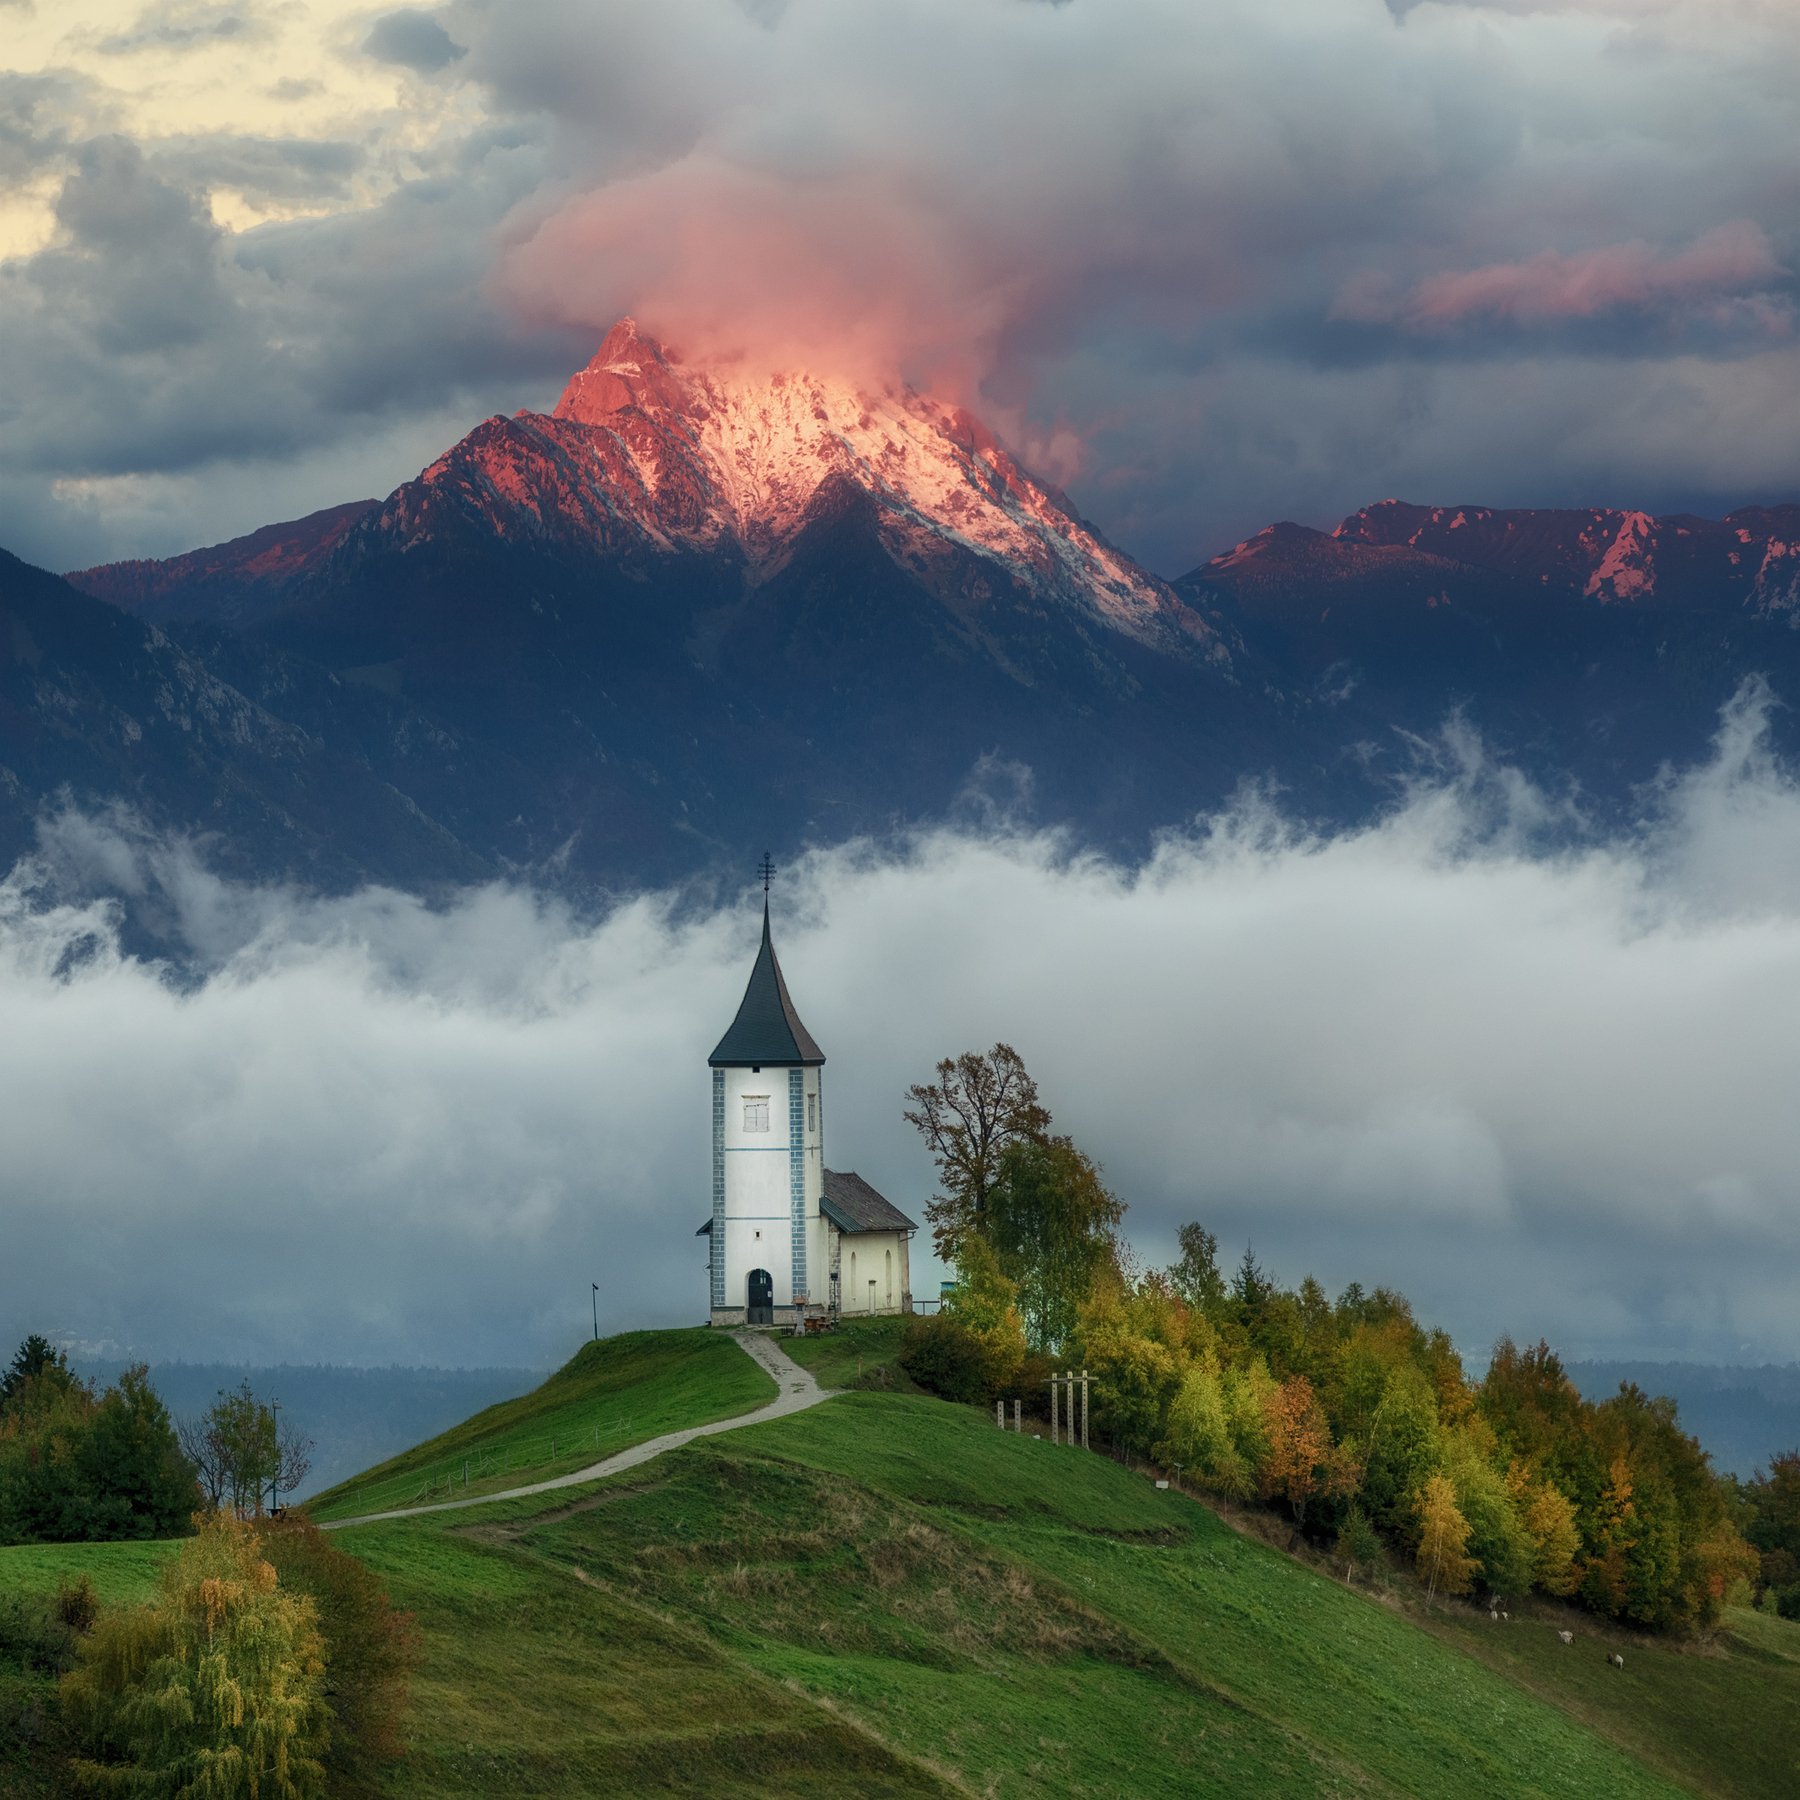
left=363, top=9, right=467, bottom=73
left=5, top=690, right=1800, bottom=1371
left=1333, top=222, right=1791, bottom=336
left=4, top=0, right=1800, bottom=578
left=96, top=3, right=261, bottom=55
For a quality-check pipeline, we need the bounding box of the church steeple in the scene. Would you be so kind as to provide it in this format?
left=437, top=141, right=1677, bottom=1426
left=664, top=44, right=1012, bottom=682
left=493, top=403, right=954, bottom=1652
left=708, top=895, right=825, bottom=1069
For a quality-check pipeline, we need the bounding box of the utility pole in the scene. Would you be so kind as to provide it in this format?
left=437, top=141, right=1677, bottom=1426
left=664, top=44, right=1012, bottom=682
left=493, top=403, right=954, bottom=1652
left=1081, top=1368, right=1090, bottom=1450
left=592, top=1282, right=599, bottom=1343
left=269, top=1400, right=281, bottom=1516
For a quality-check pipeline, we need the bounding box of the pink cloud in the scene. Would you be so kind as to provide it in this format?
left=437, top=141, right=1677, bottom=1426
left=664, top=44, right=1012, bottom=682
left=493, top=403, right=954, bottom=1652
left=498, top=156, right=1028, bottom=401
left=1335, top=221, right=1790, bottom=333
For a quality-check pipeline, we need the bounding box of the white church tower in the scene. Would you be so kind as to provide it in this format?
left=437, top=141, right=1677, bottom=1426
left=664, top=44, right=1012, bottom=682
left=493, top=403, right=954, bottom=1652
left=700, top=879, right=918, bottom=1327
left=704, top=891, right=828, bottom=1326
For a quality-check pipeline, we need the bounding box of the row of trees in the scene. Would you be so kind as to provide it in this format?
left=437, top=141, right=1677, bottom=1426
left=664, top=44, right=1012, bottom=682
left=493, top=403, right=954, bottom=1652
left=1, top=1337, right=314, bottom=1543
left=0, top=1338, right=197, bottom=1543
left=899, top=1045, right=1764, bottom=1634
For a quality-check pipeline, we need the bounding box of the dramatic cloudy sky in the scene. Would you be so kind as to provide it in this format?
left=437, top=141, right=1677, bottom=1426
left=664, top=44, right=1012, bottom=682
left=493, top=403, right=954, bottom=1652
left=5, top=694, right=1800, bottom=1375
left=1, top=0, right=1795, bottom=574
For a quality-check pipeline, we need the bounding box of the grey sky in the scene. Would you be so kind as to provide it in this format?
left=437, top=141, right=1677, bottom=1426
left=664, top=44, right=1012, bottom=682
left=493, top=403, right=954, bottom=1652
left=0, top=0, right=1793, bottom=573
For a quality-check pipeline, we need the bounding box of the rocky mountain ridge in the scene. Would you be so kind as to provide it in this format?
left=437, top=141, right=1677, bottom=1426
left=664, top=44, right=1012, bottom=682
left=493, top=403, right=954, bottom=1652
left=15, top=325, right=1800, bottom=918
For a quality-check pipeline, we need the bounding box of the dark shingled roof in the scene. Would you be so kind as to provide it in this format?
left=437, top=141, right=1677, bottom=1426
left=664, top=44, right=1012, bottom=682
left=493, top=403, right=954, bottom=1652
left=821, top=1169, right=917, bottom=1235
left=708, top=902, right=825, bottom=1068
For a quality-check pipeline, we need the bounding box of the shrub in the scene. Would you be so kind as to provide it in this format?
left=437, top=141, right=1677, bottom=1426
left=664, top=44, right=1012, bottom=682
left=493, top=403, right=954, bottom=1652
left=899, top=1315, right=992, bottom=1404
left=258, top=1515, right=417, bottom=1796
left=55, top=1577, right=98, bottom=1637
left=0, top=1592, right=77, bottom=1677
left=1336, top=1503, right=1386, bottom=1576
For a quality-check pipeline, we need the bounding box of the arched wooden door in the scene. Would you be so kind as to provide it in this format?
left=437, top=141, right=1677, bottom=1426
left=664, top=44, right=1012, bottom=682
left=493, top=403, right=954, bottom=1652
left=747, top=1268, right=774, bottom=1325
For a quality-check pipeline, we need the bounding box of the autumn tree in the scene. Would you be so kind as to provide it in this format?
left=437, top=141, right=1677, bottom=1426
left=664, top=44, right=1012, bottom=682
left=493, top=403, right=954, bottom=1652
left=1415, top=1473, right=1476, bottom=1600
left=1159, top=1353, right=1252, bottom=1498
left=1579, top=1453, right=1638, bottom=1616
left=1520, top=1479, right=1582, bottom=1596
left=904, top=1044, right=1051, bottom=1258
left=903, top=1236, right=1030, bottom=1403
left=1260, top=1375, right=1359, bottom=1535
left=985, top=1135, right=1123, bottom=1351
left=61, top=1510, right=328, bottom=1798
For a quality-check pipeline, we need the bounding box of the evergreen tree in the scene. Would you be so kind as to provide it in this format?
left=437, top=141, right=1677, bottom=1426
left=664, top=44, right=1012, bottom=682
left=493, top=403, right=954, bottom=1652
left=1, top=1335, right=70, bottom=1413
left=1166, top=1223, right=1227, bottom=1316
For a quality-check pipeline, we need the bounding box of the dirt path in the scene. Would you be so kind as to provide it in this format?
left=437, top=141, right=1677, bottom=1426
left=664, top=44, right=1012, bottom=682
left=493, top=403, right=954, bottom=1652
left=319, top=1331, right=828, bottom=1531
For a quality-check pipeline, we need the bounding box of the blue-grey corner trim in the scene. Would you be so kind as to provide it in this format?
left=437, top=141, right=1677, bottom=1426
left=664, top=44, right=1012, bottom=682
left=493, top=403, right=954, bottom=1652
left=789, top=1068, right=807, bottom=1300
left=711, top=1068, right=726, bottom=1310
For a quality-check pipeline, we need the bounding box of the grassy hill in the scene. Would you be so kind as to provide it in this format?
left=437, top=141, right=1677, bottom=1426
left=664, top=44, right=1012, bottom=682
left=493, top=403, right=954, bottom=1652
left=305, top=1327, right=774, bottom=1521
left=5, top=1326, right=1796, bottom=1798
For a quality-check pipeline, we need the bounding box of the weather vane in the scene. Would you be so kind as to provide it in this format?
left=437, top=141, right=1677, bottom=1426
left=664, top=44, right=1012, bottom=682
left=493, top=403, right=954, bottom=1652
left=758, top=852, right=775, bottom=895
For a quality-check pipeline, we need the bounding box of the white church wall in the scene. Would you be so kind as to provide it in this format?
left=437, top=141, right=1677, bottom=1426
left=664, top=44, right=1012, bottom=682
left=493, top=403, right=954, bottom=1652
left=715, top=1063, right=825, bottom=1314
left=841, top=1230, right=911, bottom=1315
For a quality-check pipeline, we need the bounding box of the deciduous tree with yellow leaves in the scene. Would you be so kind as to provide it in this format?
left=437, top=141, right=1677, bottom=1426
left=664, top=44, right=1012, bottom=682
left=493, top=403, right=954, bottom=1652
left=61, top=1510, right=328, bottom=1799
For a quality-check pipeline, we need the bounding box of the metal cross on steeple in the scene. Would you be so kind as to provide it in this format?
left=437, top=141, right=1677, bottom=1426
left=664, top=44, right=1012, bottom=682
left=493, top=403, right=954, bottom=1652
left=758, top=852, right=776, bottom=896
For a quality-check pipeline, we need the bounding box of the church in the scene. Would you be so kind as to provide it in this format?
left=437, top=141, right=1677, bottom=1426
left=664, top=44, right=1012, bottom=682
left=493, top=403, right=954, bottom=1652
left=698, top=896, right=917, bottom=1328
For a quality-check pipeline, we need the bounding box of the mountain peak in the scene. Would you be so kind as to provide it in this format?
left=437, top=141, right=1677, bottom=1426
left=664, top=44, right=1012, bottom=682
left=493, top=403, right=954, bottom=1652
left=553, top=317, right=689, bottom=425
left=529, top=322, right=1205, bottom=651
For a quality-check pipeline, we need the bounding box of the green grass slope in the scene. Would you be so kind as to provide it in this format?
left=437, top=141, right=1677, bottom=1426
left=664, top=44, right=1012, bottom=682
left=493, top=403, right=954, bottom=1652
left=780, top=1314, right=919, bottom=1392
left=314, top=1355, right=1797, bottom=1800
left=306, top=1328, right=775, bottom=1521
left=0, top=1540, right=179, bottom=1607
left=8, top=1329, right=1795, bottom=1798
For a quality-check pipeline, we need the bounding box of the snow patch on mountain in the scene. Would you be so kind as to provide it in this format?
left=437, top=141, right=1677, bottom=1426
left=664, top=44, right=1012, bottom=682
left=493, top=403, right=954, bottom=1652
left=1584, top=510, right=1657, bottom=601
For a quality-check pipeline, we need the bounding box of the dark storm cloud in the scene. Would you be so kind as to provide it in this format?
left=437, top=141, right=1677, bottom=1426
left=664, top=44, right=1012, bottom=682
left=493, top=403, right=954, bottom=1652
left=4, top=0, right=1797, bottom=574
left=0, top=120, right=589, bottom=566
left=363, top=9, right=468, bottom=73
left=5, top=693, right=1800, bottom=1370
left=152, top=135, right=366, bottom=209
left=467, top=0, right=1800, bottom=568
left=0, top=71, right=110, bottom=183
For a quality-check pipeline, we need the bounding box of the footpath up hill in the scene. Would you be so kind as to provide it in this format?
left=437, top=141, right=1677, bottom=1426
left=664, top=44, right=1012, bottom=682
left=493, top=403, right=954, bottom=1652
left=6, top=1325, right=1797, bottom=1799
left=305, top=1327, right=774, bottom=1522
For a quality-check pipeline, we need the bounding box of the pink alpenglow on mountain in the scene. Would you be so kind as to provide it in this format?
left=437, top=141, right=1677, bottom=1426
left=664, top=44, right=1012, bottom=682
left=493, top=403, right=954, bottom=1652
left=382, top=320, right=1215, bottom=657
